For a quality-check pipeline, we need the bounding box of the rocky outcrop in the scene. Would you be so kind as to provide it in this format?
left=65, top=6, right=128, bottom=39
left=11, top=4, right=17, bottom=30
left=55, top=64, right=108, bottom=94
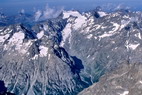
left=79, top=62, right=142, bottom=95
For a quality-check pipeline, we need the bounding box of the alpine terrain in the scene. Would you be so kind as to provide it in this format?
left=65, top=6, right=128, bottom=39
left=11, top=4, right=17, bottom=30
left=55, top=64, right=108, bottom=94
left=0, top=9, right=142, bottom=95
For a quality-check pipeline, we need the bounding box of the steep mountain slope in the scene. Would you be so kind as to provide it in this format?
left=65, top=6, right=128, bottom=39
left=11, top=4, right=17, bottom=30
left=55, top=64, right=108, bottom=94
left=61, top=10, right=142, bottom=84
left=0, top=19, right=87, bottom=95
left=0, top=10, right=142, bottom=95
left=78, top=62, right=142, bottom=95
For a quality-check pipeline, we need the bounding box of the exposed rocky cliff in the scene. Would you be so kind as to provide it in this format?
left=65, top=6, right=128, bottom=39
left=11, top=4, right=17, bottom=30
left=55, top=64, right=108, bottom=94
left=79, top=62, right=142, bottom=95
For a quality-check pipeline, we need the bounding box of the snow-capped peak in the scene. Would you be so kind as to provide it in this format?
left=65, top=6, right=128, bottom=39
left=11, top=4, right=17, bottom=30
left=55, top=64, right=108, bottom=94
left=63, top=10, right=82, bottom=19
left=37, top=30, right=44, bottom=39
left=97, top=11, right=108, bottom=17
left=63, top=10, right=87, bottom=29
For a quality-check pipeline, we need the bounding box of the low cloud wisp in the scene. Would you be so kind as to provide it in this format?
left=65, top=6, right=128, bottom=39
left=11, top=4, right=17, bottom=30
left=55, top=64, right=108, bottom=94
left=34, top=5, right=64, bottom=21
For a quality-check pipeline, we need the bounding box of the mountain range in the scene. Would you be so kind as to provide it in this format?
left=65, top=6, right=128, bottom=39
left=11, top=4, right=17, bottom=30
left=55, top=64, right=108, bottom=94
left=0, top=9, right=142, bottom=95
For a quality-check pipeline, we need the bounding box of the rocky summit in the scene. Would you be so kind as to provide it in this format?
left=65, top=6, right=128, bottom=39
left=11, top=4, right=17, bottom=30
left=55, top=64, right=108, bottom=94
left=0, top=9, right=142, bottom=95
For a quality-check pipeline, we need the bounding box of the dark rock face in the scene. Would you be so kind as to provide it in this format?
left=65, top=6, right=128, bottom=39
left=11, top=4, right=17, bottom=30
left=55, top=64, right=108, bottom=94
left=0, top=80, right=7, bottom=94
left=0, top=80, right=15, bottom=95
left=0, top=10, right=142, bottom=95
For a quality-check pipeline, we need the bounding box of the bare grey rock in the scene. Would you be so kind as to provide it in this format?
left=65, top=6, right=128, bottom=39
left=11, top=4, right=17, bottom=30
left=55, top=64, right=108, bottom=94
left=78, top=62, right=142, bottom=95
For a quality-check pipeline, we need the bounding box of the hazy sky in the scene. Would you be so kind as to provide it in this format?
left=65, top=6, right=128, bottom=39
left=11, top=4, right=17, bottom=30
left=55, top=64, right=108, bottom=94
left=0, top=0, right=141, bottom=15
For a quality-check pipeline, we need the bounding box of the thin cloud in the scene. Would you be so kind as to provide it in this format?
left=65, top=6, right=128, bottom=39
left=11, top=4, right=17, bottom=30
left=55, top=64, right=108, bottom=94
left=35, top=10, right=42, bottom=21
left=34, top=4, right=64, bottom=21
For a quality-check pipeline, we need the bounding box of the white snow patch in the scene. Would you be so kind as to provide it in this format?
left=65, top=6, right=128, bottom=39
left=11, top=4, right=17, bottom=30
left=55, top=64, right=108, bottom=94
left=8, top=31, right=25, bottom=51
left=48, top=54, right=51, bottom=60
left=39, top=46, right=48, bottom=57
left=129, top=43, right=140, bottom=50
left=89, top=16, right=95, bottom=24
left=116, top=85, right=123, bottom=89
left=0, top=34, right=10, bottom=42
left=94, top=36, right=97, bottom=39
left=3, top=28, right=13, bottom=34
left=43, top=25, right=48, bottom=31
left=113, top=47, right=118, bottom=50
left=99, top=22, right=119, bottom=39
left=20, top=41, right=32, bottom=54
left=135, top=32, right=141, bottom=39
left=123, top=15, right=130, bottom=19
left=31, top=54, right=38, bottom=60
left=98, top=11, right=108, bottom=17
left=111, top=41, right=115, bottom=44
left=95, top=25, right=101, bottom=30
left=101, top=26, right=107, bottom=29
left=60, top=23, right=72, bottom=47
left=119, top=91, right=129, bottom=95
left=87, top=34, right=93, bottom=39
left=111, top=22, right=120, bottom=32
left=0, top=29, right=3, bottom=32
left=73, top=14, right=86, bottom=30
left=111, top=13, right=119, bottom=17
left=37, top=30, right=44, bottom=39
left=99, top=33, right=113, bottom=38
left=107, top=55, right=110, bottom=58
left=63, top=11, right=87, bottom=30
left=87, top=55, right=90, bottom=58
left=9, top=31, right=25, bottom=43
left=120, top=20, right=130, bottom=30
left=4, top=32, right=32, bottom=54
left=139, top=80, right=142, bottom=84
left=63, top=11, right=81, bottom=19
left=85, top=27, right=90, bottom=32
left=125, top=43, right=140, bottom=50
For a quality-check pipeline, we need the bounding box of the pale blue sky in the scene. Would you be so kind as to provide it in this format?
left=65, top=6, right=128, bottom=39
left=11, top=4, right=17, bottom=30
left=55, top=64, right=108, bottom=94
left=0, top=0, right=141, bottom=15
